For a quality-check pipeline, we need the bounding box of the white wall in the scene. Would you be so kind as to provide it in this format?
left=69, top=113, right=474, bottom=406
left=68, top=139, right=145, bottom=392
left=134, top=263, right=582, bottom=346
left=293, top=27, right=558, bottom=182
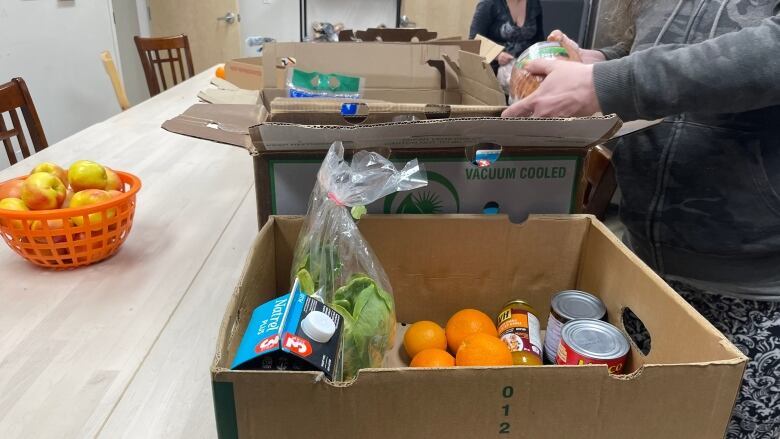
left=0, top=0, right=121, bottom=169
left=239, top=0, right=300, bottom=57
left=305, top=0, right=396, bottom=38
left=112, top=0, right=150, bottom=106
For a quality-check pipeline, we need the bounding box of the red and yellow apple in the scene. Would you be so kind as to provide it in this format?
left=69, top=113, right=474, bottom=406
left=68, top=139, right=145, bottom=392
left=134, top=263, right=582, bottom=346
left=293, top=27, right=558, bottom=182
left=107, top=190, right=122, bottom=199
left=0, top=179, right=25, bottom=200
left=69, top=189, right=115, bottom=226
left=0, top=198, right=29, bottom=229
left=105, top=168, right=123, bottom=192
left=21, top=172, right=67, bottom=210
left=31, top=162, right=68, bottom=187
left=68, top=160, right=107, bottom=192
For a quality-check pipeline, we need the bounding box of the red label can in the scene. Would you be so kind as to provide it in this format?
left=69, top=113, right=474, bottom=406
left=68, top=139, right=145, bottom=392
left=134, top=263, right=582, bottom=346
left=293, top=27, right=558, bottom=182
left=555, top=319, right=629, bottom=374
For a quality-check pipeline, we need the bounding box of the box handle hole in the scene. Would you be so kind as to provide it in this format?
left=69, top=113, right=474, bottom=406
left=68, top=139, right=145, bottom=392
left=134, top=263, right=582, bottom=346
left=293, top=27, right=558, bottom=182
left=622, top=307, right=651, bottom=355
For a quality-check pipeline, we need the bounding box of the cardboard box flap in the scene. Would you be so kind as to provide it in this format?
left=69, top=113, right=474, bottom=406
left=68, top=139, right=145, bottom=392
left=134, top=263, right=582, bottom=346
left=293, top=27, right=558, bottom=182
left=162, top=104, right=263, bottom=149
left=262, top=42, right=457, bottom=91
left=475, top=34, right=504, bottom=62
left=250, top=115, right=622, bottom=152
left=354, top=28, right=438, bottom=42
left=443, top=49, right=505, bottom=106
left=268, top=98, right=505, bottom=124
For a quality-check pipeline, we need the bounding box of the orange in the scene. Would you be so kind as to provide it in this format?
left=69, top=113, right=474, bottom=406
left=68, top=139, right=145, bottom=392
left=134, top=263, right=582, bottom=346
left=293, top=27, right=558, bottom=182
left=404, top=321, right=447, bottom=359
left=445, top=309, right=498, bottom=353
left=410, top=348, right=455, bottom=367
left=456, top=333, right=513, bottom=367
left=215, top=65, right=226, bottom=79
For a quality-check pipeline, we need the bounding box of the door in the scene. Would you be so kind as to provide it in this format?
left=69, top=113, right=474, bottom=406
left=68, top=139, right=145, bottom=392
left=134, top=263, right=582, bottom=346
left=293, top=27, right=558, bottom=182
left=148, top=0, right=241, bottom=73
left=111, top=0, right=150, bottom=105
left=401, top=0, right=480, bottom=39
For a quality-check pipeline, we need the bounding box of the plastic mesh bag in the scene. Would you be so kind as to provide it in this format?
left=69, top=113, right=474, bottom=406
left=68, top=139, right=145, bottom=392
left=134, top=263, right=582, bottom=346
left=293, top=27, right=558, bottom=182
left=291, top=142, right=427, bottom=381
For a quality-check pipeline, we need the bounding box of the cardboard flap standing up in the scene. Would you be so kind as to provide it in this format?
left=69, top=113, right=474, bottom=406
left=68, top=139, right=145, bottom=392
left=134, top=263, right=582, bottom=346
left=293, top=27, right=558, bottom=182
left=249, top=115, right=623, bottom=152
left=211, top=215, right=746, bottom=439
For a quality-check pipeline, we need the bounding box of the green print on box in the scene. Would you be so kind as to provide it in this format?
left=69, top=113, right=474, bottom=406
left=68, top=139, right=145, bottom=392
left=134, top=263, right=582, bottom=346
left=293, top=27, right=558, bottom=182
left=268, top=156, right=580, bottom=222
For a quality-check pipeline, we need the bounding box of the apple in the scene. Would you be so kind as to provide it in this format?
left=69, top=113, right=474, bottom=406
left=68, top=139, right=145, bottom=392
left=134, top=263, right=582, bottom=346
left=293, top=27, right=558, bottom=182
left=105, top=168, right=123, bottom=192
left=31, top=162, right=68, bottom=187
left=0, top=180, right=25, bottom=200
left=69, top=189, right=115, bottom=226
left=107, top=190, right=122, bottom=199
left=0, top=198, right=29, bottom=229
left=61, top=189, right=75, bottom=208
left=21, top=172, right=67, bottom=210
left=68, top=160, right=107, bottom=192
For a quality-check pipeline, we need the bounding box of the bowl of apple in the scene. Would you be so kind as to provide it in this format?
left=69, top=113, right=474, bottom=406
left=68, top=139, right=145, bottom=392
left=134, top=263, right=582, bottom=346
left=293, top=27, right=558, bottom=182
left=0, top=160, right=141, bottom=268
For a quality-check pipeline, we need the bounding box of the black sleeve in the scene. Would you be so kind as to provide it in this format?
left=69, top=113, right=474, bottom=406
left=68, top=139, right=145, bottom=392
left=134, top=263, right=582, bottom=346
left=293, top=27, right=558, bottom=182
left=470, top=0, right=494, bottom=39
left=535, top=3, right=545, bottom=43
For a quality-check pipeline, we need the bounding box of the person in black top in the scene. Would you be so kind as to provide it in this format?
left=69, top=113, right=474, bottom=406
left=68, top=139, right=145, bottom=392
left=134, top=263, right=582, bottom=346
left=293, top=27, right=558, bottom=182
left=469, top=0, right=545, bottom=68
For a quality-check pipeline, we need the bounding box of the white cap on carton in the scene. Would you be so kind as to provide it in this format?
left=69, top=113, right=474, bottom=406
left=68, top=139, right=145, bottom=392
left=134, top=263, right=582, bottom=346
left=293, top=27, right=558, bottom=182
left=301, top=311, right=336, bottom=343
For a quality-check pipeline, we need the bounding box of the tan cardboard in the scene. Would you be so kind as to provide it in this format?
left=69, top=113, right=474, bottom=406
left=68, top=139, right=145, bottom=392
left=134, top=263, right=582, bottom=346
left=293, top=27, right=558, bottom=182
left=161, top=104, right=264, bottom=149
left=354, top=27, right=438, bottom=42
left=211, top=215, right=746, bottom=439
left=250, top=115, right=622, bottom=151
left=223, top=57, right=263, bottom=90
left=267, top=98, right=506, bottom=124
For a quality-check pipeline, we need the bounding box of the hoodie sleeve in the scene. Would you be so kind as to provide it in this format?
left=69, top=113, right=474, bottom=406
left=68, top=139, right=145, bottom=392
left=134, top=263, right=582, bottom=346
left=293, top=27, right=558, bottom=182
left=593, top=15, right=780, bottom=121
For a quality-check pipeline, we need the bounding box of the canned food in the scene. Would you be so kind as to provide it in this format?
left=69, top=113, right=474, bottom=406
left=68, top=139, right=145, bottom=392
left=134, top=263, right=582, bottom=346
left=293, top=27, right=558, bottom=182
left=543, top=290, right=607, bottom=363
left=556, top=319, right=630, bottom=374
left=497, top=300, right=543, bottom=365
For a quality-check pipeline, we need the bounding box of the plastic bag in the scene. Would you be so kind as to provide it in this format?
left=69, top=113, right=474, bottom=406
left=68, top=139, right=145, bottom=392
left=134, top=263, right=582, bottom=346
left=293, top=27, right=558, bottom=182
left=286, top=68, right=365, bottom=99
left=291, top=142, right=427, bottom=381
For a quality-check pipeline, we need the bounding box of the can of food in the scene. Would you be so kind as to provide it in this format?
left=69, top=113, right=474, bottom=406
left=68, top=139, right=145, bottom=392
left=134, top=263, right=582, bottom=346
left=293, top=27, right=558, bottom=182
left=543, top=290, right=607, bottom=363
left=555, top=319, right=630, bottom=374
left=497, top=300, right=543, bottom=365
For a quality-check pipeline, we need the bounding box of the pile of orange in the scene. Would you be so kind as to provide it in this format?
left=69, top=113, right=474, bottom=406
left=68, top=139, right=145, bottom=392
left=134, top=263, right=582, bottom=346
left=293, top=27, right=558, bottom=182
left=403, top=309, right=512, bottom=368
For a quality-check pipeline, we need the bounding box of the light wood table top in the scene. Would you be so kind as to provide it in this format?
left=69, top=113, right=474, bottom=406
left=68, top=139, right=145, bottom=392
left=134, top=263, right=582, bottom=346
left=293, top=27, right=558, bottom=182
left=0, top=69, right=258, bottom=438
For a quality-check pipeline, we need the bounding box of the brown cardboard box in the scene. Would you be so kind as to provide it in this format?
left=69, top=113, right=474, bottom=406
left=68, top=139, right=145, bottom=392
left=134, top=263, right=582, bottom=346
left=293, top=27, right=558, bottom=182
left=260, top=41, right=505, bottom=106
left=248, top=115, right=624, bottom=226
left=224, top=57, right=263, bottom=91
left=211, top=215, right=746, bottom=439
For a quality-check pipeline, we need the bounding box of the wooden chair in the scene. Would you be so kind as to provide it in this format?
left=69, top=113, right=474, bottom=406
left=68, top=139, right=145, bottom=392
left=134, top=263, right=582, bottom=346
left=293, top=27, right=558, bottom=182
left=581, top=144, right=618, bottom=220
left=134, top=34, right=195, bottom=97
left=100, top=51, right=131, bottom=111
left=0, top=77, right=48, bottom=165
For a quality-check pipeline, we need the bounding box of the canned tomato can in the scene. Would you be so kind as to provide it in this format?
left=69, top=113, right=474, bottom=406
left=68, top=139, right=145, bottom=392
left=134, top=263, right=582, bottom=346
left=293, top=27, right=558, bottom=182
left=497, top=300, right=543, bottom=365
left=555, top=319, right=630, bottom=374
left=543, top=290, right=607, bottom=363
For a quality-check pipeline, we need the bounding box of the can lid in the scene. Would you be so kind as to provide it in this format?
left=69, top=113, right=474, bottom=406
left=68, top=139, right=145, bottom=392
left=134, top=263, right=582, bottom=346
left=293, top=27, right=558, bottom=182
left=301, top=311, right=336, bottom=344
left=561, top=319, right=630, bottom=360
left=551, top=290, right=607, bottom=322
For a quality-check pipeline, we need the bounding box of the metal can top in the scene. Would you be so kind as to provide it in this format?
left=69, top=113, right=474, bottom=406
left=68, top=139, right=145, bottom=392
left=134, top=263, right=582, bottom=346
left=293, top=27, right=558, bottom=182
left=551, top=290, right=607, bottom=323
left=561, top=319, right=630, bottom=360
left=501, top=299, right=538, bottom=315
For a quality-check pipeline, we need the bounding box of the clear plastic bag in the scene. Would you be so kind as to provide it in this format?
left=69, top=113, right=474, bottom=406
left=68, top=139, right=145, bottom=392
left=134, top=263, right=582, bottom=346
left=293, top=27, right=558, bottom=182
left=291, top=142, right=427, bottom=381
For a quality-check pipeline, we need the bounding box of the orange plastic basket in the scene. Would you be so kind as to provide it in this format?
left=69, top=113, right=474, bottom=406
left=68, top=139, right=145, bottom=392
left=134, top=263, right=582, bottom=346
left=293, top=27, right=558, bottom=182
left=0, top=171, right=141, bottom=269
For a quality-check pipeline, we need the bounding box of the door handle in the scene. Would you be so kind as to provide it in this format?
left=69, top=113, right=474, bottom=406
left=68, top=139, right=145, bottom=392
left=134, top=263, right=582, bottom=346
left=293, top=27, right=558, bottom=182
left=217, top=12, right=239, bottom=24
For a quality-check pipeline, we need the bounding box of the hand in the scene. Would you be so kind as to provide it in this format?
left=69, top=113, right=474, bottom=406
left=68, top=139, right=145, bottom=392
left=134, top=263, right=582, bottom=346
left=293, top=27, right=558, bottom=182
left=497, top=52, right=515, bottom=66
left=547, top=30, right=606, bottom=64
left=501, top=59, right=601, bottom=117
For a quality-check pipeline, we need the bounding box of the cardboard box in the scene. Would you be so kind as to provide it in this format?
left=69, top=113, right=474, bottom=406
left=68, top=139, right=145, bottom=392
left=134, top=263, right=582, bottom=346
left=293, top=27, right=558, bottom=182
left=248, top=115, right=624, bottom=226
left=211, top=215, right=746, bottom=439
left=260, top=41, right=506, bottom=106
left=224, top=57, right=263, bottom=91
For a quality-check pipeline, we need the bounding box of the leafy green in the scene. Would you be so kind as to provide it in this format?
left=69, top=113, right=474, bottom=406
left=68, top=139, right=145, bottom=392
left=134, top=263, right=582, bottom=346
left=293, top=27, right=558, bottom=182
left=296, top=269, right=315, bottom=295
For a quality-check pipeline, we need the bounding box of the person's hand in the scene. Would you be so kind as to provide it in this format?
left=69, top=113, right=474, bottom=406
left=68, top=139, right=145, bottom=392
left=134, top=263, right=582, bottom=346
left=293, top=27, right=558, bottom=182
left=497, top=51, right=515, bottom=66
left=501, top=59, right=601, bottom=117
left=547, top=30, right=606, bottom=64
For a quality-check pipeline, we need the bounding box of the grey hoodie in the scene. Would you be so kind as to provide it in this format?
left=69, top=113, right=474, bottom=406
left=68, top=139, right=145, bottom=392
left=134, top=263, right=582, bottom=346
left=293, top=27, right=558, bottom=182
left=592, top=0, right=780, bottom=299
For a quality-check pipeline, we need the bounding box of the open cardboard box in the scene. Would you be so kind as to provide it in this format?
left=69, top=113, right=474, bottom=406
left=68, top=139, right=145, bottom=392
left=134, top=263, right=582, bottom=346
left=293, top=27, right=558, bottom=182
left=259, top=39, right=506, bottom=108
left=223, top=57, right=264, bottom=91
left=211, top=215, right=746, bottom=439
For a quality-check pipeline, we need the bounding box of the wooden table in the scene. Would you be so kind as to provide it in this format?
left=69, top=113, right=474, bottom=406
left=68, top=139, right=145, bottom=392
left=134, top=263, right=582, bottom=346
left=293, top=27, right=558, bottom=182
left=0, top=69, right=257, bottom=438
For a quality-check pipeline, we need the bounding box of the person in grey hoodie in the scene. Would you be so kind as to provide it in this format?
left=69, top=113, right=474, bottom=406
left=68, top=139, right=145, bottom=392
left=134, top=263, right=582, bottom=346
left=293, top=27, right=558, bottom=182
left=503, top=1, right=780, bottom=437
